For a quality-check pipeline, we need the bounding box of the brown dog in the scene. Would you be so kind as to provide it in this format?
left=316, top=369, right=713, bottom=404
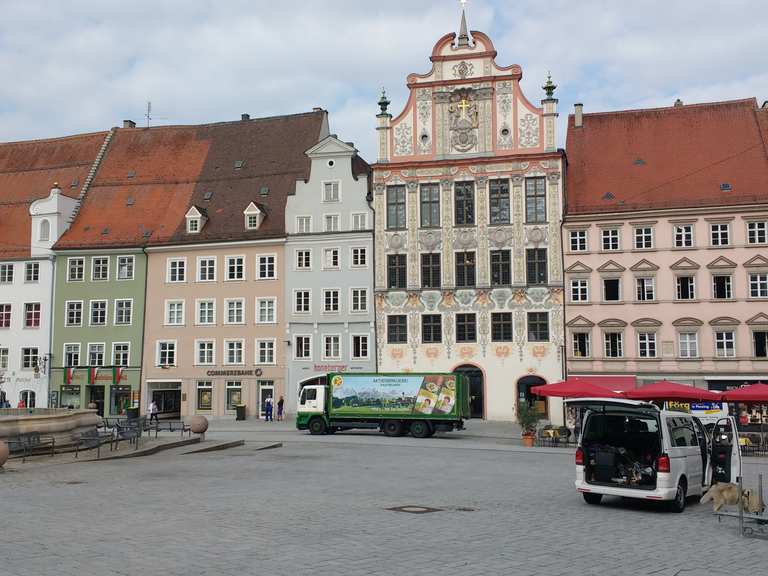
left=700, top=483, right=752, bottom=512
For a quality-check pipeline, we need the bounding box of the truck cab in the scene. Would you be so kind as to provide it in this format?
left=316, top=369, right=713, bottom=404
left=296, top=385, right=326, bottom=433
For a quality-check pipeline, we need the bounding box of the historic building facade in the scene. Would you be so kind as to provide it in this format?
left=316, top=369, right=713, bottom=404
left=564, top=98, right=768, bottom=397
left=284, top=135, right=374, bottom=411
left=373, top=13, right=566, bottom=422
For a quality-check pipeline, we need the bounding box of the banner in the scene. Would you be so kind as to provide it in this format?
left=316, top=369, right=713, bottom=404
left=330, top=374, right=457, bottom=416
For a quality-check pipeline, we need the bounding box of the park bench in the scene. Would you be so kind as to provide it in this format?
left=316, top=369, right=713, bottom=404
left=6, top=431, right=56, bottom=462
left=113, top=421, right=141, bottom=450
left=149, top=420, right=192, bottom=439
left=72, top=429, right=115, bottom=459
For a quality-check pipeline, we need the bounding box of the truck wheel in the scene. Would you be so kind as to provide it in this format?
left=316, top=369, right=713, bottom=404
left=308, top=417, right=327, bottom=435
left=410, top=420, right=431, bottom=438
left=382, top=420, right=404, bottom=437
left=582, top=493, right=602, bottom=505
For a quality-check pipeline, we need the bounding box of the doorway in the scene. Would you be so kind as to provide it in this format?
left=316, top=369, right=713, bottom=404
left=455, top=364, right=484, bottom=419
left=152, top=389, right=181, bottom=419
left=87, top=385, right=105, bottom=416
left=517, top=375, right=547, bottom=418
left=258, top=381, right=274, bottom=419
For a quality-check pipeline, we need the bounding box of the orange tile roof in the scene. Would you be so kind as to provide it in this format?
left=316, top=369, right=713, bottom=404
left=0, top=131, right=108, bottom=259
left=565, top=98, right=768, bottom=215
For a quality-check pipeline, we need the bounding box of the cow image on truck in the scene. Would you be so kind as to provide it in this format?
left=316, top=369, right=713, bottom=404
left=296, top=372, right=471, bottom=437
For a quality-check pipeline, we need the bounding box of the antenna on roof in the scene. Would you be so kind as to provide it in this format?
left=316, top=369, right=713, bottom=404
left=144, top=101, right=168, bottom=128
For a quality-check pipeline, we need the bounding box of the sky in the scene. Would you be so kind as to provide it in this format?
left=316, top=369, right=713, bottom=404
left=0, top=0, right=766, bottom=161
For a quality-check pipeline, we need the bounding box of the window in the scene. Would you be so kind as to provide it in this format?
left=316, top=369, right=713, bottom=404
left=198, top=257, right=216, bottom=281
left=524, top=177, right=546, bottom=223
left=197, top=381, right=213, bottom=411
left=674, top=225, right=693, bottom=248
left=527, top=312, right=549, bottom=342
left=352, top=335, right=369, bottom=359
left=63, top=344, right=80, bottom=367
left=676, top=276, right=696, bottom=300
left=604, top=332, right=623, bottom=358
left=323, top=335, right=341, bottom=360
left=749, top=273, right=768, bottom=298
left=296, top=250, right=311, bottom=270
left=323, top=289, right=340, bottom=314
left=490, top=250, right=511, bottom=286
left=113, top=343, right=130, bottom=366
left=421, top=253, right=441, bottom=288
left=90, top=300, right=107, bottom=326
left=21, top=347, right=39, bottom=370
left=601, top=229, right=620, bottom=251
left=24, top=262, right=39, bottom=283
left=257, top=340, right=275, bottom=365
left=226, top=381, right=242, bottom=410
left=491, top=312, right=513, bottom=342
left=225, top=340, right=244, bottom=365
left=114, top=299, right=132, bottom=325
left=65, top=301, right=82, bottom=326
left=570, top=279, right=589, bottom=302
left=226, top=256, right=244, bottom=280
left=323, top=181, right=340, bottom=202
left=258, top=255, right=276, bottom=279
left=526, top=248, right=548, bottom=285
left=23, top=303, right=40, bottom=328
left=351, top=247, right=367, bottom=267
left=710, top=223, right=730, bottom=246
left=638, top=333, right=657, bottom=358
left=117, top=256, right=134, bottom=280
left=456, top=313, right=477, bottom=343
left=351, top=213, right=367, bottom=231
left=747, top=221, right=768, bottom=245
left=712, top=275, right=732, bottom=299
left=196, top=340, right=215, bottom=365
left=679, top=332, right=699, bottom=358
left=387, top=185, right=406, bottom=229
left=0, top=304, right=9, bottom=328
left=570, top=230, right=587, bottom=252
left=256, top=298, right=276, bottom=324
left=387, top=255, right=407, bottom=289
left=388, top=315, right=407, bottom=344
left=197, top=300, right=215, bottom=325
left=715, top=331, right=736, bottom=358
left=754, top=331, right=768, bottom=358
left=323, top=248, right=340, bottom=269
left=572, top=333, right=591, bottom=358
left=351, top=288, right=368, bottom=313
left=88, top=343, right=105, bottom=366
left=39, top=219, right=50, bottom=241
left=420, top=184, right=441, bottom=228
left=187, top=217, right=200, bottom=233
left=489, top=179, right=510, bottom=224
left=666, top=417, right=698, bottom=448
left=454, top=181, right=475, bottom=225
left=635, top=277, right=655, bottom=301
left=422, top=314, right=442, bottom=343
left=295, top=335, right=312, bottom=360
left=166, top=300, right=184, bottom=325
left=634, top=227, right=653, bottom=249
left=0, top=264, right=13, bottom=283
left=67, top=258, right=84, bottom=281
left=246, top=214, right=260, bottom=230
left=91, top=257, right=109, bottom=281
left=225, top=299, right=245, bottom=324
left=455, top=251, right=476, bottom=287
left=167, top=258, right=186, bottom=282
left=294, top=290, right=311, bottom=314
left=296, top=216, right=312, bottom=234
left=0, top=348, right=6, bottom=370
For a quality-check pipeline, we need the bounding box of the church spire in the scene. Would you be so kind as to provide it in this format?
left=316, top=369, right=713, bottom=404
left=457, top=0, right=471, bottom=47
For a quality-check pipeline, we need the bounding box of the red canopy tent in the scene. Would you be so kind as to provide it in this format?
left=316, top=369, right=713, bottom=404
left=721, top=383, right=768, bottom=403
left=624, top=380, right=722, bottom=402
left=531, top=379, right=625, bottom=399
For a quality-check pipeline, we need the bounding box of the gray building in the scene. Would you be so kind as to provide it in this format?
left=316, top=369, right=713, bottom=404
left=284, top=135, right=373, bottom=411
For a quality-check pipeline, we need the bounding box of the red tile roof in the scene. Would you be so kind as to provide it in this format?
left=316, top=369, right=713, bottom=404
left=565, top=98, right=768, bottom=215
left=55, top=110, right=328, bottom=249
left=0, top=131, right=108, bottom=259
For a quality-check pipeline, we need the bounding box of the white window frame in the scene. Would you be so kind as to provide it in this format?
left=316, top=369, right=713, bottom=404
left=678, top=332, right=699, bottom=359
left=197, top=256, right=217, bottom=282
left=164, top=299, right=185, bottom=326
left=112, top=342, right=131, bottom=367
left=715, top=331, right=736, bottom=358
left=295, top=249, right=312, bottom=271
left=571, top=331, right=591, bottom=358
left=350, top=287, right=369, bottom=313
left=635, top=276, right=655, bottom=302
left=0, top=263, right=13, bottom=284
left=324, top=213, right=341, bottom=233
left=747, top=221, right=768, bottom=245
left=225, top=255, right=246, bottom=281
left=322, top=180, right=341, bottom=203
left=569, top=229, right=588, bottom=252
left=323, top=288, right=341, bottom=314
left=256, top=254, right=277, bottom=280
left=710, top=223, right=730, bottom=247
left=322, top=334, right=342, bottom=361
left=749, top=273, right=768, bottom=298
left=603, top=331, right=624, bottom=358
left=116, top=255, right=135, bottom=281
left=65, top=300, right=84, bottom=327
left=570, top=279, right=589, bottom=302
left=156, top=340, right=177, bottom=366
left=601, top=228, right=620, bottom=251
left=196, top=299, right=216, bottom=326
left=633, top=226, right=654, bottom=250
left=90, top=256, right=110, bottom=282
left=323, top=247, right=341, bottom=270
left=89, top=299, right=108, bottom=327
left=195, top=339, right=216, bottom=366
left=255, top=297, right=277, bottom=324
left=637, top=332, right=658, bottom=358
left=20, top=346, right=40, bottom=370
left=224, top=298, right=246, bottom=325
left=255, top=339, right=276, bottom=365
left=350, top=246, right=368, bottom=268
left=294, top=334, right=312, bottom=361
left=351, top=212, right=368, bottom=231
left=296, top=215, right=312, bottom=234
left=63, top=343, right=81, bottom=367
left=67, top=257, right=85, bottom=282
left=350, top=333, right=370, bottom=360
left=24, top=262, right=40, bottom=283
left=186, top=216, right=201, bottom=234
left=673, top=224, right=694, bottom=248
left=293, top=289, right=311, bottom=314
left=602, top=277, right=622, bottom=302
left=676, top=275, right=697, bottom=300
left=113, top=298, right=133, bottom=326
left=224, top=339, right=245, bottom=366
left=87, top=342, right=106, bottom=367
left=166, top=257, right=187, bottom=283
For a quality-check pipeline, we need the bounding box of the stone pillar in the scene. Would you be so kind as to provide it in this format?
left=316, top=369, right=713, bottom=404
left=547, top=172, right=563, bottom=283
left=373, top=183, right=387, bottom=290
left=476, top=176, right=490, bottom=285
left=512, top=175, right=525, bottom=284
left=377, top=113, right=391, bottom=163
left=440, top=179, right=455, bottom=287
left=406, top=181, right=419, bottom=290
left=542, top=98, right=558, bottom=153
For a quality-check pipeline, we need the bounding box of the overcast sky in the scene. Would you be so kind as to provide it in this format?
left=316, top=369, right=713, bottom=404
left=1, top=0, right=766, bottom=160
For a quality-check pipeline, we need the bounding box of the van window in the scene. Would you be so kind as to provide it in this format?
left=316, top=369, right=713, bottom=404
left=666, top=417, right=697, bottom=447
left=583, top=413, right=658, bottom=443
left=306, top=388, right=317, bottom=401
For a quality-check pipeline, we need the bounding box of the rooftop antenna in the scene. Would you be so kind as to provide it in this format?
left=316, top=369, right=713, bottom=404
left=144, top=101, right=168, bottom=128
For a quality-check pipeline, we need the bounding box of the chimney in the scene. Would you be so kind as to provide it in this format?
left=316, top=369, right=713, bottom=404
left=574, top=103, right=583, bottom=128
left=674, top=99, right=684, bottom=107
left=123, top=120, right=136, bottom=129
left=241, top=113, right=250, bottom=121
left=312, top=107, right=323, bottom=112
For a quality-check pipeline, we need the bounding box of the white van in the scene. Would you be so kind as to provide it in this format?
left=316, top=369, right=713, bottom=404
left=569, top=399, right=742, bottom=512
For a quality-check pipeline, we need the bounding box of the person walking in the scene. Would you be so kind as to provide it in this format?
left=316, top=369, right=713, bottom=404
left=264, top=396, right=273, bottom=422
left=277, top=396, right=284, bottom=421
left=148, top=399, right=159, bottom=424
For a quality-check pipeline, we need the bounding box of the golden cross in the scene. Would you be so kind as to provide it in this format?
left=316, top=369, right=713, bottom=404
left=458, top=99, right=470, bottom=114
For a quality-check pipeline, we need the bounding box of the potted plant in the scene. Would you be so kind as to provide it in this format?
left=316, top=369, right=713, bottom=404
left=517, top=402, right=541, bottom=447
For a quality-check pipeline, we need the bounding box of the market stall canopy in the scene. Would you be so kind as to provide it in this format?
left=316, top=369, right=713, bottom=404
left=568, top=375, right=636, bottom=393
left=531, top=379, right=625, bottom=399
left=721, top=383, right=768, bottom=403
left=625, top=380, right=722, bottom=402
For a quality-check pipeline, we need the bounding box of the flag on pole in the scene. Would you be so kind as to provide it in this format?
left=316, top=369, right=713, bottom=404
left=64, top=367, right=76, bottom=385
left=89, top=367, right=99, bottom=384
left=112, top=366, right=123, bottom=384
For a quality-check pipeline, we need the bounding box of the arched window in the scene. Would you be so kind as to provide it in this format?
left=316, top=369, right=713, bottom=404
left=39, top=219, right=50, bottom=242
left=20, top=390, right=36, bottom=408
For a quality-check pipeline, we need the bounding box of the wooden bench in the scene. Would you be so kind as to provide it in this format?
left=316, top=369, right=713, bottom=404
left=7, top=431, right=56, bottom=462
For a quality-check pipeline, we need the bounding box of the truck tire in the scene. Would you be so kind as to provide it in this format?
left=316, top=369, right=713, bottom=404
left=308, top=417, right=327, bottom=435
left=410, top=420, right=431, bottom=438
left=382, top=420, right=404, bottom=437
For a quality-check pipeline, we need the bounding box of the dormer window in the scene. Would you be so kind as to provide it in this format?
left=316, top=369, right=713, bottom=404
left=185, top=206, right=206, bottom=234
left=187, top=218, right=200, bottom=233
left=243, top=202, right=263, bottom=230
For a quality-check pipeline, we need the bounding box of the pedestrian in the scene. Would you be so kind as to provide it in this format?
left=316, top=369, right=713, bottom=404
left=149, top=399, right=159, bottom=424
left=277, top=396, right=284, bottom=421
left=17, top=398, right=26, bottom=409
left=264, top=396, right=273, bottom=422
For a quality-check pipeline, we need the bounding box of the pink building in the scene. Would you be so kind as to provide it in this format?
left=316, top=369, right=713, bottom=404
left=564, top=98, right=768, bottom=396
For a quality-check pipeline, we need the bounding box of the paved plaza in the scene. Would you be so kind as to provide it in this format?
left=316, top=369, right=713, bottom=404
left=1, top=421, right=767, bottom=576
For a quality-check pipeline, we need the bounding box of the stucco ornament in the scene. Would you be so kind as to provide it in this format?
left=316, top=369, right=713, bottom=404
left=394, top=123, right=413, bottom=156
left=388, top=233, right=405, bottom=251
left=449, top=88, right=479, bottom=152
left=452, top=61, right=474, bottom=79
left=527, top=226, right=547, bottom=245
left=419, top=230, right=441, bottom=251
left=519, top=114, right=540, bottom=148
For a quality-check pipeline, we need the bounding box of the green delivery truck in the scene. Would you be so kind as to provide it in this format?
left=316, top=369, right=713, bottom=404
left=296, top=372, right=471, bottom=438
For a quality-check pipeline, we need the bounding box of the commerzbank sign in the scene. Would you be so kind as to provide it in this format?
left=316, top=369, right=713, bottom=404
left=205, top=369, right=264, bottom=377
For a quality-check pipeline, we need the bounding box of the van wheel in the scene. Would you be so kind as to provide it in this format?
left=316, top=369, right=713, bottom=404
left=669, top=481, right=687, bottom=513
left=582, top=493, right=602, bottom=505
left=410, top=420, right=431, bottom=438
left=382, top=420, right=404, bottom=437
left=308, top=417, right=327, bottom=435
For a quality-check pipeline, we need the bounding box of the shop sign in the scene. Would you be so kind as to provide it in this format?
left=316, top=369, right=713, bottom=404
left=205, top=369, right=263, bottom=377
left=313, top=364, right=348, bottom=372
left=111, top=385, right=132, bottom=393
left=62, top=385, right=81, bottom=393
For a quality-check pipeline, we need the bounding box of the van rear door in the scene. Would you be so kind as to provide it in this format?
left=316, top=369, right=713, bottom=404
left=709, top=417, right=743, bottom=484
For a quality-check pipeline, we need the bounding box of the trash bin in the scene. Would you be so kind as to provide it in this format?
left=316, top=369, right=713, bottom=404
left=235, top=404, right=246, bottom=421
left=126, top=407, right=140, bottom=420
